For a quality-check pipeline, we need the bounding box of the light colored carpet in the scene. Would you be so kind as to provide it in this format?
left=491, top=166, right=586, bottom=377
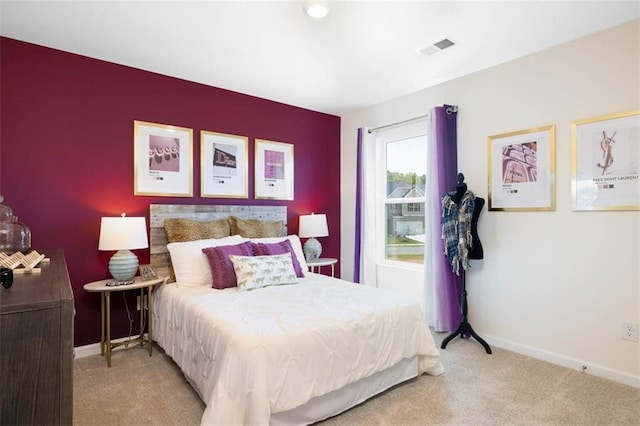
left=73, top=332, right=640, bottom=425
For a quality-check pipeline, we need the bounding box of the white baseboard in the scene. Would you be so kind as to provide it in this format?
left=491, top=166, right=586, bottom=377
left=74, top=335, right=148, bottom=359
left=485, top=335, right=640, bottom=389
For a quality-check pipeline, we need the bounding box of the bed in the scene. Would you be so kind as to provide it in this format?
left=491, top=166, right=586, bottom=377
left=149, top=204, right=444, bottom=425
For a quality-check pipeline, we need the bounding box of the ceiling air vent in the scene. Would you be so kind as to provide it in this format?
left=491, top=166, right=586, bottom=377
left=416, top=38, right=455, bottom=56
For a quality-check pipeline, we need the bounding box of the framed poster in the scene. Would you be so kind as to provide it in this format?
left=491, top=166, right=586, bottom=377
left=571, top=110, right=640, bottom=211
left=138, top=264, right=157, bottom=281
left=488, top=125, right=556, bottom=211
left=134, top=120, right=193, bottom=197
left=201, top=131, right=248, bottom=198
left=254, top=139, right=294, bottom=200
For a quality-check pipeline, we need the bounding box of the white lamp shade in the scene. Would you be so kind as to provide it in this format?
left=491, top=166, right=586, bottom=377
left=298, top=214, right=328, bottom=238
left=98, top=216, right=148, bottom=251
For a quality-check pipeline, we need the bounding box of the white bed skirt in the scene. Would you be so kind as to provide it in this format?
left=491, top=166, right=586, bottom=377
left=270, top=356, right=419, bottom=425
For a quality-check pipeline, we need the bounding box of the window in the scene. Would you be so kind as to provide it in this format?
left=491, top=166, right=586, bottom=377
left=382, top=133, right=427, bottom=265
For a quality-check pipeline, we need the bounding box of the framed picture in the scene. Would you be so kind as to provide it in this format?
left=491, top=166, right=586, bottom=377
left=488, top=125, right=556, bottom=211
left=254, top=139, right=294, bottom=200
left=134, top=120, right=193, bottom=197
left=201, top=131, right=248, bottom=198
left=138, top=264, right=157, bottom=281
left=571, top=110, right=640, bottom=211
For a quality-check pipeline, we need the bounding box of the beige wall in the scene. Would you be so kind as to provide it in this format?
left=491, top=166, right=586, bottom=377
left=340, top=19, right=640, bottom=386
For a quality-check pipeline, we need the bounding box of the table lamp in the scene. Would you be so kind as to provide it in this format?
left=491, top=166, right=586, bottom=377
left=299, top=213, right=328, bottom=261
left=98, top=214, right=148, bottom=281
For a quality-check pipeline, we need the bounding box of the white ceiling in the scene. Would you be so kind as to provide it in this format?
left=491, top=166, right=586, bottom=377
left=1, top=1, right=638, bottom=115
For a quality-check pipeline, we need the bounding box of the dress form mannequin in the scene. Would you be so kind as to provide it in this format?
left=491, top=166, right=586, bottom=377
left=469, top=197, right=484, bottom=260
left=451, top=173, right=467, bottom=204
left=450, top=173, right=484, bottom=260
left=441, top=172, right=491, bottom=354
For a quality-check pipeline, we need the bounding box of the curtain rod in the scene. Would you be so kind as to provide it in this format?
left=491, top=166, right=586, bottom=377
left=367, top=105, right=458, bottom=133
left=367, top=114, right=429, bottom=133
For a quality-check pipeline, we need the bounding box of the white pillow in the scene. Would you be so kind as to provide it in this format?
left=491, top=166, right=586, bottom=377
left=230, top=253, right=298, bottom=291
left=167, top=235, right=244, bottom=287
left=245, top=235, right=308, bottom=276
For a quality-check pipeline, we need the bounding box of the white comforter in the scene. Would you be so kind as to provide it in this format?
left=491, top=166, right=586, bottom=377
left=153, top=274, right=443, bottom=425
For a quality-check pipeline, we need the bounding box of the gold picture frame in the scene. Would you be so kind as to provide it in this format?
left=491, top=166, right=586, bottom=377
left=571, top=109, right=640, bottom=211
left=254, top=139, right=294, bottom=200
left=134, top=120, right=193, bottom=197
left=138, top=264, right=157, bottom=281
left=488, top=125, right=556, bottom=211
left=200, top=131, right=249, bottom=198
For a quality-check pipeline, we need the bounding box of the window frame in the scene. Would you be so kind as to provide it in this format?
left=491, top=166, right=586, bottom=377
left=375, top=121, right=428, bottom=269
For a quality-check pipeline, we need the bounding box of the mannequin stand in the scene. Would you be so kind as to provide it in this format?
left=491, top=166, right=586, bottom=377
left=441, top=271, right=492, bottom=354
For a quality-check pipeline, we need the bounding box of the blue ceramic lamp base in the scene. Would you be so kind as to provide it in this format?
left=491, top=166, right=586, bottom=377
left=303, top=237, right=322, bottom=261
left=108, top=249, right=139, bottom=281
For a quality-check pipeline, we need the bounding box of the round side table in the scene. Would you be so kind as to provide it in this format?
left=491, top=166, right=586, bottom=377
left=307, top=258, right=337, bottom=277
left=83, top=276, right=165, bottom=367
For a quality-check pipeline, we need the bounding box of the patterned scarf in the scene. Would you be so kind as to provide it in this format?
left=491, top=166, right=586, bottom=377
left=441, top=190, right=476, bottom=275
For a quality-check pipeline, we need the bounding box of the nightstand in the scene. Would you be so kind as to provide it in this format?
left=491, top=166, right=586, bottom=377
left=307, top=258, right=337, bottom=277
left=83, top=276, right=165, bottom=367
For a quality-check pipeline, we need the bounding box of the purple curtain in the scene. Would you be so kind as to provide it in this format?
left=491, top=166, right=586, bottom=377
left=428, top=105, right=462, bottom=331
left=353, top=128, right=364, bottom=283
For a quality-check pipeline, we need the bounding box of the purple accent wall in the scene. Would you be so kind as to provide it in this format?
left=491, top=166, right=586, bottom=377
left=0, top=37, right=341, bottom=347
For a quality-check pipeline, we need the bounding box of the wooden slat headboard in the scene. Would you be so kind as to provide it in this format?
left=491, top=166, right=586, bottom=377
left=149, top=204, right=287, bottom=279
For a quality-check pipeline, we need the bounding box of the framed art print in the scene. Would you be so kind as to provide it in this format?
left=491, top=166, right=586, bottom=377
left=134, top=120, right=193, bottom=197
left=254, top=139, right=294, bottom=200
left=488, top=125, right=556, bottom=211
left=201, top=131, right=248, bottom=198
left=138, top=264, right=157, bottom=281
left=571, top=110, right=640, bottom=211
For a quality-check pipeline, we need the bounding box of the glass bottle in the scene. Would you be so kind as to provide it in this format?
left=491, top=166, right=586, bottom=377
left=0, top=196, right=32, bottom=253
left=0, top=195, right=12, bottom=220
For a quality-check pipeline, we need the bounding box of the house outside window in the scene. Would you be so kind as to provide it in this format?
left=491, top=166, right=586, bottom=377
left=383, top=134, right=427, bottom=265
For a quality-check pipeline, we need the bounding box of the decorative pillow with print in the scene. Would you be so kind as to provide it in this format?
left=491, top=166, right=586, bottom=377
left=248, top=235, right=308, bottom=275
left=251, top=239, right=305, bottom=277
left=228, top=216, right=284, bottom=238
left=164, top=218, right=230, bottom=243
left=229, top=253, right=298, bottom=291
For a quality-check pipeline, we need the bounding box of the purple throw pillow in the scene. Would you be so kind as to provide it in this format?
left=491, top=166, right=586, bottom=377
left=202, top=241, right=254, bottom=289
left=251, top=239, right=305, bottom=277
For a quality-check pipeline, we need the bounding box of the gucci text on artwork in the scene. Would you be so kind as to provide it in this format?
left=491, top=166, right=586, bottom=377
left=149, top=135, right=180, bottom=172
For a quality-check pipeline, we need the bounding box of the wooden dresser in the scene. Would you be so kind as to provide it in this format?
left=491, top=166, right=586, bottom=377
left=0, top=249, right=74, bottom=425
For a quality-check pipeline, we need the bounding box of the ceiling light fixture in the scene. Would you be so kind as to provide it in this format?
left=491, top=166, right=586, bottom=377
left=303, top=1, right=330, bottom=19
